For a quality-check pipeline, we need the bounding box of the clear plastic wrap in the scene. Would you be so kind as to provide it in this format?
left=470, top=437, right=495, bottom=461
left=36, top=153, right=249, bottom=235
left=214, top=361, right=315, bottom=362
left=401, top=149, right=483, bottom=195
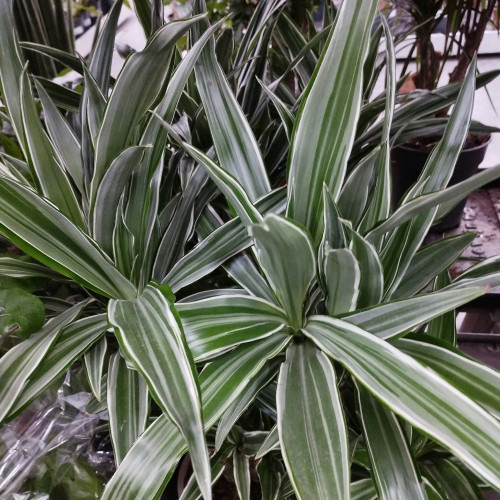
left=0, top=371, right=114, bottom=499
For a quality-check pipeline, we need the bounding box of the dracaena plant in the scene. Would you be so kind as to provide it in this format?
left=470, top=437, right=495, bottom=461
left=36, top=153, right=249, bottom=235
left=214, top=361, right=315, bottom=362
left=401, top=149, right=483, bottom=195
left=2, top=0, right=500, bottom=499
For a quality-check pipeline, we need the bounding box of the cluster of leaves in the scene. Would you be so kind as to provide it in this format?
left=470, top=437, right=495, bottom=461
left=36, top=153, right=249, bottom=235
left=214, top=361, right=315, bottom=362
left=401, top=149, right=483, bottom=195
left=2, top=0, right=500, bottom=499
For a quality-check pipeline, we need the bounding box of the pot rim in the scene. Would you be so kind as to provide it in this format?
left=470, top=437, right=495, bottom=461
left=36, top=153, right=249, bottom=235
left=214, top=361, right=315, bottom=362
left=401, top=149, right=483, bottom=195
left=395, top=135, right=492, bottom=154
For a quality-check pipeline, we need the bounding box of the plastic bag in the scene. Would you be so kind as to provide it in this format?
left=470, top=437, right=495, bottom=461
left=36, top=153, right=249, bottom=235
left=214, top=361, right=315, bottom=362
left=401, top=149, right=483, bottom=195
left=0, top=371, right=114, bottom=499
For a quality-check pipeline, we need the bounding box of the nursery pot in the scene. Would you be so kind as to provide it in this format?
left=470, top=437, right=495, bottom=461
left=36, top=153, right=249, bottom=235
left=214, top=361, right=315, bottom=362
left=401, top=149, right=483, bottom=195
left=391, top=138, right=490, bottom=231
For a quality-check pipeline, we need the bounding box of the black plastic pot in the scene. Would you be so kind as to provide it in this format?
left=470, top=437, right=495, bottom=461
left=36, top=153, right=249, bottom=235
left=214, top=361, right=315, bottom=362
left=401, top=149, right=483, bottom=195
left=391, top=139, right=490, bottom=231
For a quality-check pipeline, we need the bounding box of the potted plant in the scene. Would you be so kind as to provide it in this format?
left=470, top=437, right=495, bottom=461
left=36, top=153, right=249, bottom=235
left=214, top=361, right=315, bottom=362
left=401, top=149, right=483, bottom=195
left=3, top=0, right=500, bottom=498
left=389, top=0, right=499, bottom=230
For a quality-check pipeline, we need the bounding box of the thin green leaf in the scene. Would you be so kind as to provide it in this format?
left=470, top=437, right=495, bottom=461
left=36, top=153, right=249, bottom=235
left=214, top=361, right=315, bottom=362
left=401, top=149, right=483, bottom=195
left=92, top=146, right=149, bottom=255
left=192, top=3, right=271, bottom=201
left=358, top=387, right=425, bottom=500
left=324, top=248, right=360, bottom=315
left=91, top=16, right=205, bottom=202
left=20, top=41, right=83, bottom=75
left=215, top=360, right=280, bottom=450
left=304, top=315, right=500, bottom=490
left=34, top=80, right=84, bottom=195
left=343, top=287, right=484, bottom=339
left=108, top=283, right=211, bottom=500
left=392, top=233, right=475, bottom=299
left=287, top=0, right=379, bottom=243
left=88, top=0, right=123, bottom=91
left=108, top=352, right=149, bottom=465
left=258, top=79, right=294, bottom=141
left=256, top=426, right=280, bottom=459
left=368, top=165, right=500, bottom=242
left=7, top=314, right=107, bottom=420
left=0, top=0, right=26, bottom=146
left=84, top=336, right=107, bottom=401
left=234, top=452, right=251, bottom=500
left=0, top=300, right=88, bottom=422
left=358, top=16, right=395, bottom=234
left=395, top=335, right=500, bottom=419
left=347, top=227, right=383, bottom=308
left=20, top=70, right=85, bottom=228
left=250, top=214, right=315, bottom=330
left=428, top=271, right=456, bottom=344
left=257, top=456, right=282, bottom=500
left=180, top=141, right=263, bottom=226
left=0, top=176, right=137, bottom=299
left=177, top=295, right=287, bottom=362
left=277, top=341, right=349, bottom=500
left=167, top=188, right=285, bottom=292
left=0, top=256, right=62, bottom=280
left=422, top=461, right=483, bottom=500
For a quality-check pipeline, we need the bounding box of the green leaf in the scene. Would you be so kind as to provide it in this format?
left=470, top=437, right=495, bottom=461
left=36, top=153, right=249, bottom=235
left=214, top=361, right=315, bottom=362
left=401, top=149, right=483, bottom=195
left=108, top=352, right=149, bottom=465
left=257, top=456, right=282, bottom=500
left=201, top=333, right=290, bottom=428
left=351, top=478, right=377, bottom=500
left=130, top=0, right=152, bottom=36
left=347, top=227, right=383, bottom=308
left=304, top=315, right=500, bottom=490
left=0, top=0, right=26, bottom=147
left=34, top=80, right=84, bottom=195
left=191, top=5, right=271, bottom=201
left=87, top=0, right=123, bottom=92
left=422, top=460, right=483, bottom=500
left=368, top=165, right=500, bottom=243
left=108, top=283, right=211, bottom=500
left=92, top=146, right=149, bottom=255
left=394, top=335, right=500, bottom=419
left=428, top=272, right=456, bottom=344
left=287, top=0, right=379, bottom=243
left=8, top=314, right=107, bottom=420
left=173, top=140, right=263, bottom=226
left=358, top=15, right=395, bottom=234
left=450, top=253, right=500, bottom=290
left=177, top=295, right=287, bottom=361
left=151, top=165, right=208, bottom=281
left=0, top=288, right=45, bottom=338
left=20, top=41, right=83, bottom=75
left=166, top=188, right=285, bottom=292
left=256, top=426, right=280, bottom=459
left=368, top=61, right=479, bottom=293
left=0, top=256, right=61, bottom=280
left=91, top=16, right=205, bottom=202
left=0, top=300, right=88, bottom=422
left=250, top=214, right=315, bottom=330
left=343, top=287, right=484, bottom=339
left=337, top=148, right=379, bottom=230
left=392, top=233, right=476, bottom=299
left=0, top=176, right=137, bottom=299
left=82, top=66, right=107, bottom=146
left=258, top=79, right=294, bottom=141
left=278, top=341, right=349, bottom=500
left=358, top=387, right=425, bottom=500
left=215, top=360, right=280, bottom=450
left=20, top=70, right=85, bottom=228
left=179, top=446, right=232, bottom=500
left=103, top=334, right=289, bottom=500
left=234, top=452, right=251, bottom=500
left=323, top=248, right=360, bottom=315
left=84, top=336, right=107, bottom=401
